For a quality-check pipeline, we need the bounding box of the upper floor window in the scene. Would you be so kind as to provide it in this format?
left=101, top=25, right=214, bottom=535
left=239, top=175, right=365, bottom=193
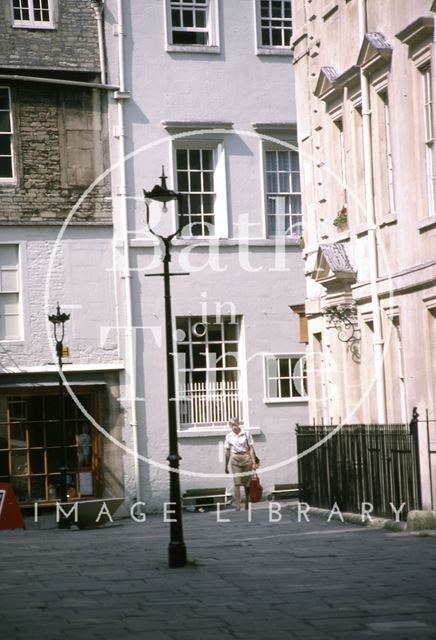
left=166, top=0, right=219, bottom=51
left=0, top=88, right=14, bottom=181
left=421, top=66, right=435, bottom=217
left=175, top=141, right=228, bottom=238
left=12, top=0, right=54, bottom=28
left=257, top=0, right=292, bottom=51
left=264, top=148, right=302, bottom=237
left=0, top=244, right=20, bottom=341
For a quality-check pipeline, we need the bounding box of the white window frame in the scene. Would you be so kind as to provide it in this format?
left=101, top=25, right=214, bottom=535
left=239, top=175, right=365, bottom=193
left=0, top=87, right=15, bottom=183
left=176, top=316, right=243, bottom=427
left=11, top=0, right=55, bottom=29
left=173, top=140, right=228, bottom=239
left=264, top=353, right=307, bottom=403
left=255, top=0, right=293, bottom=55
left=165, top=0, right=220, bottom=53
left=0, top=244, right=22, bottom=342
left=380, top=89, right=396, bottom=216
left=421, top=65, right=435, bottom=218
left=263, top=143, right=302, bottom=238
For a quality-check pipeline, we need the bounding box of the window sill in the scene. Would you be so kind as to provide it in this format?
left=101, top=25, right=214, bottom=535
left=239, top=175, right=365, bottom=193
left=379, top=212, right=398, bottom=228
left=256, top=47, right=293, bottom=57
left=263, top=398, right=308, bottom=405
left=13, top=23, right=55, bottom=30
left=417, top=216, right=436, bottom=232
left=166, top=44, right=221, bottom=55
left=322, top=1, right=339, bottom=20
left=0, top=179, right=17, bottom=186
left=178, top=426, right=262, bottom=438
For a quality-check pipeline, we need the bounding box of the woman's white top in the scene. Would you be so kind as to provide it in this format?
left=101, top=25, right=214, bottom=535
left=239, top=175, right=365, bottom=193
left=224, top=430, right=254, bottom=454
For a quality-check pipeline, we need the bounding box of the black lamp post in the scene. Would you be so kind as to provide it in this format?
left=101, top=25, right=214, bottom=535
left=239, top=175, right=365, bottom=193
left=143, top=167, right=188, bottom=568
left=48, top=303, right=71, bottom=529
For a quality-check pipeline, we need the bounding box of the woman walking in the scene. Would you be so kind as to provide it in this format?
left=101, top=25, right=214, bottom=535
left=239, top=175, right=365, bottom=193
left=224, top=417, right=257, bottom=510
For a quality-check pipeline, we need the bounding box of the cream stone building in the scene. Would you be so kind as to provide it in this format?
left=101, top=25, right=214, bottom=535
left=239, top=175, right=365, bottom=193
left=292, top=0, right=436, bottom=509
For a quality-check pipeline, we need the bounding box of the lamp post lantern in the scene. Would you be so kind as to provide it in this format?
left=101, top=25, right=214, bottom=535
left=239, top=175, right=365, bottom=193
left=143, top=167, right=188, bottom=568
left=48, top=303, right=71, bottom=529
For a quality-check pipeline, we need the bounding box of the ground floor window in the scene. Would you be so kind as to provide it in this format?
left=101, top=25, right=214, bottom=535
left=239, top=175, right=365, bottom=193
left=176, top=315, right=243, bottom=426
left=0, top=389, right=100, bottom=503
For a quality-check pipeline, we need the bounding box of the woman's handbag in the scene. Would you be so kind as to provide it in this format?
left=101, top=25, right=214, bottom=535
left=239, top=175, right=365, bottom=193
left=248, top=474, right=263, bottom=503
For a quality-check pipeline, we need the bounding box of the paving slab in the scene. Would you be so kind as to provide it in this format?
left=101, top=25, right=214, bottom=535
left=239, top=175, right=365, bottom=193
left=1, top=502, right=435, bottom=639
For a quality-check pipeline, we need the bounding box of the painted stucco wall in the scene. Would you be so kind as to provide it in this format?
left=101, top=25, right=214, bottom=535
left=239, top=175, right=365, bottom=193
left=105, top=0, right=308, bottom=509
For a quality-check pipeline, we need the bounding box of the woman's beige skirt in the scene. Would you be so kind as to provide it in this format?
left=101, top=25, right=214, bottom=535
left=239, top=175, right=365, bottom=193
left=230, top=453, right=252, bottom=486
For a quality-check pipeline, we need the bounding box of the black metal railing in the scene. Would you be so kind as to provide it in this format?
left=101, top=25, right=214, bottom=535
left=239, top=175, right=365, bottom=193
left=296, top=422, right=422, bottom=519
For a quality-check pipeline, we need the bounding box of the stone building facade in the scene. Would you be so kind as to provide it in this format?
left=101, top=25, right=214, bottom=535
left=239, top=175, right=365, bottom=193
left=0, top=0, right=124, bottom=506
left=292, top=0, right=436, bottom=508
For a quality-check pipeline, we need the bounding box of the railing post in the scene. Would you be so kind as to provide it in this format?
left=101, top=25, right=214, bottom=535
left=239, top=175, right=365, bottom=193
left=409, top=407, right=422, bottom=510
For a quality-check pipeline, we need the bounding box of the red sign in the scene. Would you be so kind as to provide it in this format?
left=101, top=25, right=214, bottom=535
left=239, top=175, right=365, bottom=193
left=0, top=483, right=26, bottom=530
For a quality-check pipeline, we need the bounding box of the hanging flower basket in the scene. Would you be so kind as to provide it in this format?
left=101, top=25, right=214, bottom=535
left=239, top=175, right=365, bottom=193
left=333, top=205, right=348, bottom=229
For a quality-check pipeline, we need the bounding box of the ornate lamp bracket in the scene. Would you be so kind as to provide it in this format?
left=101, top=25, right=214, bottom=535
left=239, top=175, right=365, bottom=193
left=325, top=303, right=361, bottom=363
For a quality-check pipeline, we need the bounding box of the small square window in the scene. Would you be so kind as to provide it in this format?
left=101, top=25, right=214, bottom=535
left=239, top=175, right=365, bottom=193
left=167, top=0, right=219, bottom=51
left=257, top=0, right=293, bottom=50
left=12, top=0, right=54, bottom=29
left=265, top=355, right=307, bottom=400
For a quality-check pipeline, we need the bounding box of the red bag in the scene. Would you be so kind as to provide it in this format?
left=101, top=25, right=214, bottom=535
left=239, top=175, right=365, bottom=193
left=248, top=475, right=263, bottom=503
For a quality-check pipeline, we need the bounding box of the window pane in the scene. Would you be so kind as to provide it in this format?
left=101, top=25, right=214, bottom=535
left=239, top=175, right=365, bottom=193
left=291, top=171, right=301, bottom=192
left=173, top=30, right=208, bottom=45
left=0, top=292, right=19, bottom=314
left=279, top=172, right=290, bottom=192
left=0, top=157, right=13, bottom=178
left=202, top=149, right=213, bottom=170
left=182, top=9, right=194, bottom=28
left=189, top=194, right=202, bottom=214
left=0, top=245, right=18, bottom=267
left=0, top=423, right=8, bottom=448
left=280, top=379, right=291, bottom=398
left=177, top=170, right=189, bottom=192
left=0, top=113, right=11, bottom=133
left=0, top=270, right=18, bottom=292
left=172, top=9, right=181, bottom=27
left=268, top=379, right=279, bottom=399
left=177, top=149, right=188, bottom=169
left=189, top=149, right=201, bottom=170
left=190, top=172, right=201, bottom=192
left=203, top=171, right=213, bottom=192
left=195, top=9, right=206, bottom=28
left=0, top=89, right=10, bottom=110
left=279, top=358, right=290, bottom=377
left=202, top=193, right=214, bottom=213
left=278, top=151, right=290, bottom=171
left=266, top=151, right=277, bottom=171
left=267, top=172, right=277, bottom=193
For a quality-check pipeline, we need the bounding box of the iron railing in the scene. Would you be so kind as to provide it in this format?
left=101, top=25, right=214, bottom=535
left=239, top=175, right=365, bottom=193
left=296, top=422, right=422, bottom=519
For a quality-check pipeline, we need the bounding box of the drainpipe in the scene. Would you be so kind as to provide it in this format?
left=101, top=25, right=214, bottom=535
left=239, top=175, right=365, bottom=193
left=358, top=0, right=387, bottom=423
left=114, top=0, right=142, bottom=504
left=91, top=0, right=107, bottom=85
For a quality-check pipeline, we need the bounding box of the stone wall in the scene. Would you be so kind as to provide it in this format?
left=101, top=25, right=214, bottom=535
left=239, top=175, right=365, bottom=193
left=0, top=0, right=100, bottom=72
left=0, top=81, right=111, bottom=224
